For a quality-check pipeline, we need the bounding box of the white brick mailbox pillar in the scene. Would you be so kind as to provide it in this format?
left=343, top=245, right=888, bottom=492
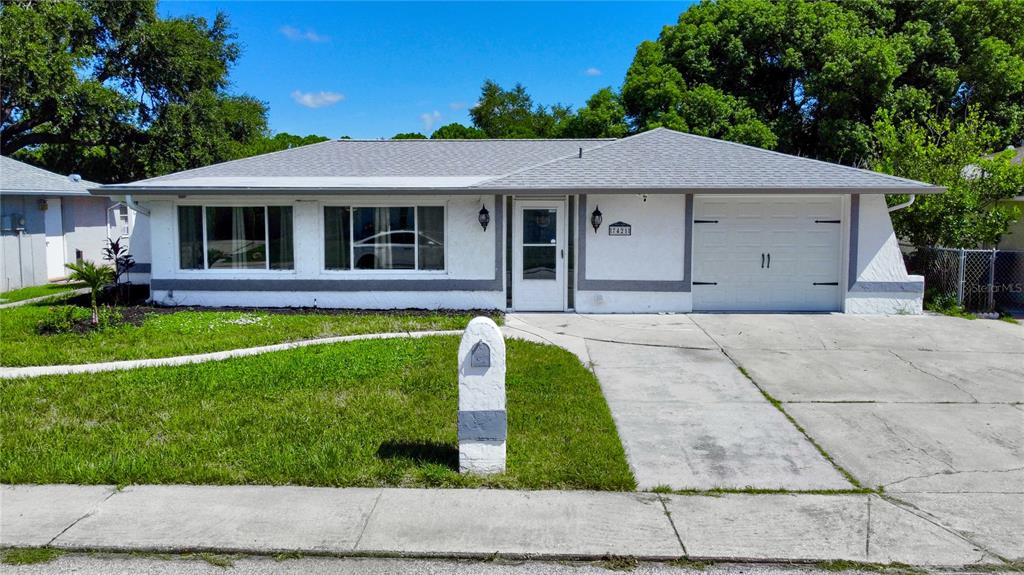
left=458, top=316, right=506, bottom=474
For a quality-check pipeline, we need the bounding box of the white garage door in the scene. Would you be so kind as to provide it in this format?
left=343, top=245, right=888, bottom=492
left=692, top=195, right=843, bottom=311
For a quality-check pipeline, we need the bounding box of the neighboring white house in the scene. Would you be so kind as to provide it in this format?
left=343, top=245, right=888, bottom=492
left=0, top=156, right=114, bottom=291
left=96, top=128, right=943, bottom=314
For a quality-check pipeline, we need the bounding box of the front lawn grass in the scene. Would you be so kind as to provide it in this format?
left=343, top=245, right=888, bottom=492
left=0, top=336, right=635, bottom=491
left=0, top=282, right=85, bottom=304
left=0, top=306, right=496, bottom=367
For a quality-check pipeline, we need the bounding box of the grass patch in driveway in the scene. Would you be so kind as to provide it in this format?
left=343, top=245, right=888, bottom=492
left=0, top=306, right=496, bottom=367
left=1, top=548, right=64, bottom=565
left=0, top=336, right=634, bottom=490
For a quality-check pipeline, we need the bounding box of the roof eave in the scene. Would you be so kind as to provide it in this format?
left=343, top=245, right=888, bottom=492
left=97, top=184, right=946, bottom=195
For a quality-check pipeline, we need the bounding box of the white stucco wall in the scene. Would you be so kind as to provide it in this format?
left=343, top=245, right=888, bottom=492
left=584, top=194, right=686, bottom=281
left=845, top=194, right=924, bottom=314
left=574, top=194, right=690, bottom=313
left=145, top=194, right=502, bottom=309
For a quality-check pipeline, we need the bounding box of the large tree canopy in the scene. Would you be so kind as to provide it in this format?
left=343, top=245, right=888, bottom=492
left=873, top=109, right=1023, bottom=248
left=636, top=0, right=1024, bottom=162
left=1, top=0, right=269, bottom=182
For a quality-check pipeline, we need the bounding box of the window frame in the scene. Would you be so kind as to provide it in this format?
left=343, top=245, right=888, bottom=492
left=174, top=202, right=296, bottom=273
left=320, top=201, right=448, bottom=274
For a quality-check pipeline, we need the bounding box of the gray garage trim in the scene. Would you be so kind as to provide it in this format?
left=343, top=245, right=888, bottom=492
left=151, top=278, right=504, bottom=292
left=848, top=281, right=924, bottom=293
left=576, top=194, right=692, bottom=293
left=152, top=195, right=504, bottom=293
left=848, top=194, right=860, bottom=290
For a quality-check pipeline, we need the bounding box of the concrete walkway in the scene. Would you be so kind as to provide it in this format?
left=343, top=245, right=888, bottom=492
left=0, top=484, right=1002, bottom=566
left=1, top=324, right=587, bottom=380
left=0, top=330, right=463, bottom=379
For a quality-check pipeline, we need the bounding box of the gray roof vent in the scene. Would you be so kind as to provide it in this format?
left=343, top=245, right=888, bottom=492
left=68, top=174, right=82, bottom=182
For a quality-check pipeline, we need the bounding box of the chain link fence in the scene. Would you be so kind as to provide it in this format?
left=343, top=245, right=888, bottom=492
left=907, top=247, right=1024, bottom=313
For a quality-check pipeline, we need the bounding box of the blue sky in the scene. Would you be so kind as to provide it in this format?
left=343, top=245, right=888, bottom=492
left=158, top=2, right=691, bottom=139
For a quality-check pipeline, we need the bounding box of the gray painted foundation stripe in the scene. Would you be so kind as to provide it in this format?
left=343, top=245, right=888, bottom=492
left=576, top=194, right=690, bottom=293
left=848, top=194, right=860, bottom=290
left=458, top=410, right=507, bottom=441
left=152, top=278, right=502, bottom=292
left=849, top=281, right=924, bottom=293
left=155, top=195, right=505, bottom=293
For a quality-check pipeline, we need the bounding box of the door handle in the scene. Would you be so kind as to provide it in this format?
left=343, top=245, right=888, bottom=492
left=560, top=248, right=564, bottom=259
left=761, top=253, right=765, bottom=269
left=767, top=253, right=771, bottom=269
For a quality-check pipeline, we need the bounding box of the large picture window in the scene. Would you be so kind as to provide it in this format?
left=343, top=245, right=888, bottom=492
left=324, top=206, right=444, bottom=271
left=177, top=206, right=294, bottom=270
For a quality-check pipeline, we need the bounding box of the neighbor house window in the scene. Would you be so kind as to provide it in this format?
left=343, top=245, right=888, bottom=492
left=324, top=206, right=444, bottom=271
left=177, top=205, right=294, bottom=270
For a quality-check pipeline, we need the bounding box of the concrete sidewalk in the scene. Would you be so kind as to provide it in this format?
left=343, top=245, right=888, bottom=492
left=0, top=484, right=1003, bottom=567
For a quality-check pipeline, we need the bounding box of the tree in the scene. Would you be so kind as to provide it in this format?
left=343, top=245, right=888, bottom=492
left=240, top=132, right=330, bottom=157
left=620, top=42, right=776, bottom=148
left=469, top=80, right=570, bottom=138
left=430, top=123, right=487, bottom=139
left=1, top=0, right=268, bottom=182
left=391, top=132, right=427, bottom=139
left=626, top=0, right=1024, bottom=162
left=556, top=88, right=629, bottom=138
left=873, top=109, right=1024, bottom=248
left=64, top=260, right=114, bottom=325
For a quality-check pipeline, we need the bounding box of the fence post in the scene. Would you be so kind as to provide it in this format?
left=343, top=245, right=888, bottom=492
left=987, top=248, right=997, bottom=312
left=957, top=248, right=966, bottom=306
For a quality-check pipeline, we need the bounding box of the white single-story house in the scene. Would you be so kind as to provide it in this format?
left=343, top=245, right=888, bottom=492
left=96, top=128, right=943, bottom=314
left=0, top=156, right=124, bottom=291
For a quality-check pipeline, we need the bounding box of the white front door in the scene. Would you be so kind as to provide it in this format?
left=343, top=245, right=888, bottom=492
left=44, top=198, right=66, bottom=280
left=692, top=195, right=843, bottom=311
left=512, top=200, right=566, bottom=311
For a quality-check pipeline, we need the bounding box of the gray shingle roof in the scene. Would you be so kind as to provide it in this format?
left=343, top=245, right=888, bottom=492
left=0, top=156, right=97, bottom=195
left=101, top=128, right=942, bottom=194
left=477, top=128, right=939, bottom=191
left=132, top=138, right=612, bottom=183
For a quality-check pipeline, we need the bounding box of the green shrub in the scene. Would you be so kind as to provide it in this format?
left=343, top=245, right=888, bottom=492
left=36, top=306, right=122, bottom=335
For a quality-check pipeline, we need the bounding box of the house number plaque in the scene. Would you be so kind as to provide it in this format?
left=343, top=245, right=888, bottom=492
left=608, top=221, right=632, bottom=236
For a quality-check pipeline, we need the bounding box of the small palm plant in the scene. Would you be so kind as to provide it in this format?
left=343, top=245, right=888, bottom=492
left=65, top=260, right=114, bottom=325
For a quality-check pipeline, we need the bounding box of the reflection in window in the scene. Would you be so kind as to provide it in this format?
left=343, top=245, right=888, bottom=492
left=418, top=206, right=445, bottom=270
left=324, top=206, right=351, bottom=270
left=206, top=207, right=266, bottom=269
left=523, top=209, right=557, bottom=244
left=178, top=206, right=203, bottom=269
left=176, top=206, right=294, bottom=270
left=323, top=206, right=445, bottom=271
left=523, top=246, right=557, bottom=280
left=353, top=207, right=415, bottom=270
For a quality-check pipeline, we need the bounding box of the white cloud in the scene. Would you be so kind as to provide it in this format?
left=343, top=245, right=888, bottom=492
left=280, top=25, right=329, bottom=43
left=584, top=67, right=602, bottom=77
left=420, top=110, right=442, bottom=131
left=291, top=90, right=345, bottom=109
left=449, top=101, right=467, bottom=111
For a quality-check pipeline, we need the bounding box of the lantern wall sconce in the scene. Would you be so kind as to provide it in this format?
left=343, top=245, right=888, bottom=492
left=478, top=205, right=490, bottom=231
left=591, top=206, right=603, bottom=233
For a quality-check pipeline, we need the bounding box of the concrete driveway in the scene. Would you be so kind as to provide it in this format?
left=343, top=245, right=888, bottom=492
left=506, top=312, right=1024, bottom=559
